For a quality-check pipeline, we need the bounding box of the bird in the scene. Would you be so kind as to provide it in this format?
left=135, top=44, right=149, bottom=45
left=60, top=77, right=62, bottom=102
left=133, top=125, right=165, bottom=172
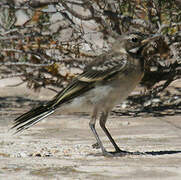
left=11, top=32, right=160, bottom=156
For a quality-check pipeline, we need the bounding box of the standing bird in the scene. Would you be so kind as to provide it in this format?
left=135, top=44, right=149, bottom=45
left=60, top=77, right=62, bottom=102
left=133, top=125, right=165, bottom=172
left=12, top=32, right=159, bottom=156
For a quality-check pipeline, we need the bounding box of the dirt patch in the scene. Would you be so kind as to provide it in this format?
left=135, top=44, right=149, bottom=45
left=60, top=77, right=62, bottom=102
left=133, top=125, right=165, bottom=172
left=0, top=78, right=181, bottom=179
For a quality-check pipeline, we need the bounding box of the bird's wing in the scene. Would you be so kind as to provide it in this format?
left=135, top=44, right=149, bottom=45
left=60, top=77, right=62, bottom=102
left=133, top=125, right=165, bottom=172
left=49, top=54, right=128, bottom=108
left=78, top=54, right=127, bottom=82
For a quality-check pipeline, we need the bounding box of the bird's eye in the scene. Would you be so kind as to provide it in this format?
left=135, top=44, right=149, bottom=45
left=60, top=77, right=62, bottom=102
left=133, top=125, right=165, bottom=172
left=131, top=37, right=138, bottom=43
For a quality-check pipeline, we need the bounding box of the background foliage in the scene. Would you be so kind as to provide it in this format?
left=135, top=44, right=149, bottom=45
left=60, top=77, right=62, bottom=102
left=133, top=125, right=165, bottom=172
left=0, top=0, right=181, bottom=115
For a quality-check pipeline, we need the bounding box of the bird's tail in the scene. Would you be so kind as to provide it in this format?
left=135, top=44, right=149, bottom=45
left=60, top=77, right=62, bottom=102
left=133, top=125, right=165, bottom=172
left=11, top=103, right=55, bottom=134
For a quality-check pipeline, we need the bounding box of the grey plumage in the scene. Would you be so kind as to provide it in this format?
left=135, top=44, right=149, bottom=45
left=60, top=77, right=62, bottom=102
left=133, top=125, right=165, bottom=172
left=12, top=32, right=160, bottom=156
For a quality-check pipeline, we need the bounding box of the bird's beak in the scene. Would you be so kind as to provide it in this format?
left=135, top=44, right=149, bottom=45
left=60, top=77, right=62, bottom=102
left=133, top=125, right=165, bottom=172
left=141, top=34, right=162, bottom=45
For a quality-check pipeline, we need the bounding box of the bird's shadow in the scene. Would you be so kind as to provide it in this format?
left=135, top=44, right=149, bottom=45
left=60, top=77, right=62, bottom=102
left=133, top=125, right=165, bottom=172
left=145, top=150, right=181, bottom=156
left=88, top=150, right=181, bottom=157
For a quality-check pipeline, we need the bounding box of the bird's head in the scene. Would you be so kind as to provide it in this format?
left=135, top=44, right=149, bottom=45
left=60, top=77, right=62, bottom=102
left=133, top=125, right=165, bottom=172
left=112, top=32, right=161, bottom=56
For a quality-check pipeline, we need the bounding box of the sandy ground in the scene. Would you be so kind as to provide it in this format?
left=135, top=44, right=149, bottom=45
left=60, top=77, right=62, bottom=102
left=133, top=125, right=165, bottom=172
left=0, top=78, right=181, bottom=180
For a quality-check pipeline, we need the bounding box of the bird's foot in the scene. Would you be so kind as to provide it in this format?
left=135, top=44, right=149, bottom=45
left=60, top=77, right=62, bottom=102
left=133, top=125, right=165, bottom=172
left=92, top=143, right=146, bottom=156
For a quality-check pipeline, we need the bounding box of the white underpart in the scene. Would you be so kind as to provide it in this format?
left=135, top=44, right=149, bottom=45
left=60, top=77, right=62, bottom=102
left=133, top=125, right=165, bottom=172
left=59, top=75, right=141, bottom=114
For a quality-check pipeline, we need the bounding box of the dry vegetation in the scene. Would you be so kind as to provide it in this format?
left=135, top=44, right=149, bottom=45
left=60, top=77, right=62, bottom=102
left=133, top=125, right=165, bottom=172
left=0, top=0, right=181, bottom=115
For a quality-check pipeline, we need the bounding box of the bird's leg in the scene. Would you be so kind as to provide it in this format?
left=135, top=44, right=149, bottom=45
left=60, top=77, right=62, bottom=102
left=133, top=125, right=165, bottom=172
left=89, top=110, right=107, bottom=155
left=99, top=111, right=121, bottom=152
left=99, top=111, right=131, bottom=156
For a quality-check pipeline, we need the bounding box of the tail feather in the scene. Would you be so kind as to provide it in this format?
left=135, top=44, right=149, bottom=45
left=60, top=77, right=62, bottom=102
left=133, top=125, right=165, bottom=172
left=14, top=105, right=49, bottom=123
left=11, top=105, right=55, bottom=134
